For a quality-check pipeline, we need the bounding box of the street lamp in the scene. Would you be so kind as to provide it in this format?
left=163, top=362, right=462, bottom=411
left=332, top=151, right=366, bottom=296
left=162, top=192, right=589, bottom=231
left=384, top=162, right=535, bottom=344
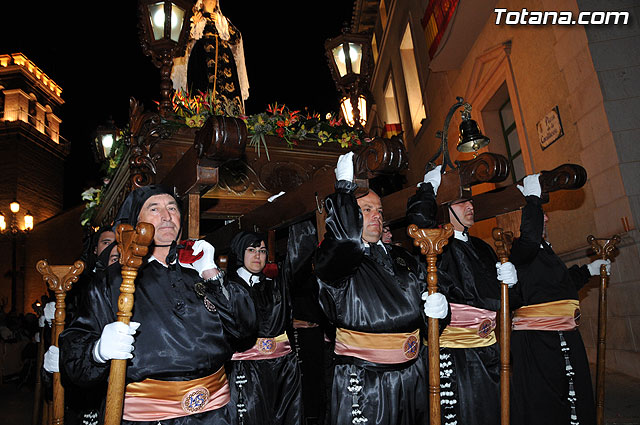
left=0, top=200, right=34, bottom=313
left=92, top=118, right=118, bottom=162
left=138, top=0, right=193, bottom=116
left=325, top=28, right=373, bottom=129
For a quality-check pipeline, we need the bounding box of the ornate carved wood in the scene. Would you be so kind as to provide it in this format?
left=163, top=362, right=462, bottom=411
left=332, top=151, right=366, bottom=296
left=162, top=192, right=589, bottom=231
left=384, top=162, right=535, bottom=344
left=354, top=135, right=408, bottom=179
left=587, top=234, right=620, bottom=425
left=194, top=115, right=247, bottom=163
left=472, top=163, right=588, bottom=222
left=407, top=223, right=454, bottom=425
left=104, top=222, right=154, bottom=425
left=36, top=260, right=85, bottom=425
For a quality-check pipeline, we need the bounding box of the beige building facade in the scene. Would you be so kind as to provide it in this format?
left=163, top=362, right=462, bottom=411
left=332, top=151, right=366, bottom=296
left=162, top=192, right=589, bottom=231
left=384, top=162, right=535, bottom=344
left=358, top=0, right=640, bottom=378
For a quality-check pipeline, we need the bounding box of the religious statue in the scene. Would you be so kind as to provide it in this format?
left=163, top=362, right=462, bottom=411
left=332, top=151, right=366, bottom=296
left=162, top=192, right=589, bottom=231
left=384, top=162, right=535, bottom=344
left=171, top=0, right=249, bottom=115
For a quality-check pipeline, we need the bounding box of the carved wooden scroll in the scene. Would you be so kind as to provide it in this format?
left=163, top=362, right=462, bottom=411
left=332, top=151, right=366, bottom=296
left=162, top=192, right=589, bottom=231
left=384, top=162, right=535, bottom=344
left=104, top=222, right=154, bottom=425
left=472, top=163, right=588, bottom=222
left=408, top=223, right=454, bottom=425
left=36, top=260, right=85, bottom=425
left=492, top=228, right=514, bottom=425
left=587, top=234, right=620, bottom=425
left=354, top=135, right=408, bottom=179
left=194, top=115, right=247, bottom=163
left=435, top=152, right=510, bottom=206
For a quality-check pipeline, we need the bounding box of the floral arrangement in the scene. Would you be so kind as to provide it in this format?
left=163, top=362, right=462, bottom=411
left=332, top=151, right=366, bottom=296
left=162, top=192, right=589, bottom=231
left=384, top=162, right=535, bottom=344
left=81, top=91, right=369, bottom=226
left=170, top=89, right=369, bottom=159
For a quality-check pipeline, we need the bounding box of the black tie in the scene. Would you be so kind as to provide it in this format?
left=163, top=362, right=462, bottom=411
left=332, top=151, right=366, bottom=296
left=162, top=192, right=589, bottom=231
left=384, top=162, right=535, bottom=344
left=369, top=243, right=393, bottom=270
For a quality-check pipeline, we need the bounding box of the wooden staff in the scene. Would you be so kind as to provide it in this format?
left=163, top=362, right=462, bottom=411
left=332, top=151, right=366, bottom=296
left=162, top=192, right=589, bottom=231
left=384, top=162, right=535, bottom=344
left=492, top=228, right=514, bottom=425
left=587, top=234, right=620, bottom=425
left=408, top=223, right=454, bottom=425
left=36, top=260, right=85, bottom=425
left=104, top=222, right=154, bottom=425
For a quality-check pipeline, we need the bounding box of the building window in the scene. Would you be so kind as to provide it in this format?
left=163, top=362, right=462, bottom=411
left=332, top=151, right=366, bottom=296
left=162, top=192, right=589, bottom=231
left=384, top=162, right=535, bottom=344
left=383, top=75, right=401, bottom=135
left=400, top=23, right=427, bottom=135
left=421, top=0, right=460, bottom=59
left=499, top=99, right=525, bottom=183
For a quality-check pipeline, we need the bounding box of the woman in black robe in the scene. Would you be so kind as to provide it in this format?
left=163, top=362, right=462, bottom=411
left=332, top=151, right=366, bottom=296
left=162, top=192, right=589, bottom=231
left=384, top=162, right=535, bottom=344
left=226, top=230, right=303, bottom=425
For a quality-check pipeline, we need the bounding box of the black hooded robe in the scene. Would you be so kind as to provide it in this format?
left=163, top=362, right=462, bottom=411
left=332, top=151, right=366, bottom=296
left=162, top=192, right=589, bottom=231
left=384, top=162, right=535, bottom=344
left=59, top=186, right=257, bottom=425
left=509, top=195, right=595, bottom=425
left=408, top=183, right=501, bottom=425
left=314, top=181, right=430, bottom=425
left=226, top=231, right=303, bottom=425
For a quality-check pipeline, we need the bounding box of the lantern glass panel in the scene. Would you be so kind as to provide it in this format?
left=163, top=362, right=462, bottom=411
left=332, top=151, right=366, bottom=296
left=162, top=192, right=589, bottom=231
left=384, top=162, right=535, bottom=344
left=24, top=213, right=33, bottom=231
left=148, top=2, right=165, bottom=40
left=332, top=46, right=348, bottom=77
left=348, top=43, right=363, bottom=74
left=0, top=214, right=6, bottom=231
left=101, top=134, right=114, bottom=158
left=170, top=4, right=186, bottom=42
left=340, top=96, right=367, bottom=127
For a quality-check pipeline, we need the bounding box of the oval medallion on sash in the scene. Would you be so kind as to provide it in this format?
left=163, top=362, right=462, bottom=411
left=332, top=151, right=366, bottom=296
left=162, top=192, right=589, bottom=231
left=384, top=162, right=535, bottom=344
left=478, top=319, right=493, bottom=338
left=403, top=335, right=419, bottom=360
left=181, top=387, right=210, bottom=414
left=257, top=337, right=276, bottom=354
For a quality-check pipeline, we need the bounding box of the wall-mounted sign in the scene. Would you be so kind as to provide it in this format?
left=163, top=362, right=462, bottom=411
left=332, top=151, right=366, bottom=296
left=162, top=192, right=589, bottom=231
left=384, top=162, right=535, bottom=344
left=536, top=105, right=564, bottom=150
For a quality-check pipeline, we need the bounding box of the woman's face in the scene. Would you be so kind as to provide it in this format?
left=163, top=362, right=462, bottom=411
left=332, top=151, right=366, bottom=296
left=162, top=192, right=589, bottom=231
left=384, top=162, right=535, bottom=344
left=243, top=240, right=267, bottom=274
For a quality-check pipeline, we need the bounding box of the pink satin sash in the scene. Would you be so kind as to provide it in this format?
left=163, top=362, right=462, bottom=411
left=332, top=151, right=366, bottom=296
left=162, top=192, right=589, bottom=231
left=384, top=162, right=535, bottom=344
left=231, top=333, right=292, bottom=360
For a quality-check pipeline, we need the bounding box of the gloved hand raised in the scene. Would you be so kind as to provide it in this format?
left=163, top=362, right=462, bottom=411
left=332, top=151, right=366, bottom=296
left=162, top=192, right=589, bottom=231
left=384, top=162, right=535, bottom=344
left=421, top=292, right=448, bottom=319
left=334, top=152, right=355, bottom=182
left=92, top=321, right=140, bottom=364
left=421, top=165, right=442, bottom=195
left=182, top=240, right=219, bottom=278
left=517, top=173, right=542, bottom=198
left=496, top=262, right=518, bottom=287
left=43, top=345, right=60, bottom=373
left=39, top=301, right=55, bottom=328
left=587, top=259, right=611, bottom=276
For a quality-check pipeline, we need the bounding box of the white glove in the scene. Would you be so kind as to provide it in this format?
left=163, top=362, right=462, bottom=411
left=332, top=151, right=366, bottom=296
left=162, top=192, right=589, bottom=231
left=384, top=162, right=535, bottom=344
left=38, top=315, right=46, bottom=328
left=517, top=173, right=542, bottom=198
left=587, top=259, right=611, bottom=276
left=335, top=152, right=355, bottom=182
left=186, top=240, right=219, bottom=277
left=268, top=191, right=286, bottom=202
left=43, top=302, right=55, bottom=326
left=421, top=292, right=448, bottom=319
left=421, top=165, right=442, bottom=195
left=43, top=345, right=60, bottom=373
left=92, top=321, right=140, bottom=364
left=496, top=262, right=518, bottom=287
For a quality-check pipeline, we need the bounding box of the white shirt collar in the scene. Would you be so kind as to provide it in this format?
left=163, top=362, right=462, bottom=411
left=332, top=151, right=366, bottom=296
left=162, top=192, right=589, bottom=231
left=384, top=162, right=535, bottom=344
left=454, top=230, right=468, bottom=242
left=237, top=267, right=260, bottom=286
left=148, top=255, right=176, bottom=267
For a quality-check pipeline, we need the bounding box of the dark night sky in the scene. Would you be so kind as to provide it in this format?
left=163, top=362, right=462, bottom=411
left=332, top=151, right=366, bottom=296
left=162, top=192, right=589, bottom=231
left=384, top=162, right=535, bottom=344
left=0, top=1, right=355, bottom=208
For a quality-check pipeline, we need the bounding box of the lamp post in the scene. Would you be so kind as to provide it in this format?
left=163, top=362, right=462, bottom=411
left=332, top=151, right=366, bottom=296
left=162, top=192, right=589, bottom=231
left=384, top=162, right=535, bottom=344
left=92, top=118, right=119, bottom=163
left=138, top=0, right=193, bottom=116
left=325, top=28, right=373, bottom=129
left=428, top=96, right=490, bottom=172
left=1, top=201, right=33, bottom=313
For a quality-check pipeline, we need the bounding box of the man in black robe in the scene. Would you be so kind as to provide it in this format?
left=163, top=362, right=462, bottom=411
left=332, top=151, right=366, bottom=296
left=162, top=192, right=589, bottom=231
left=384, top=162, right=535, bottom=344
left=59, top=185, right=257, bottom=424
left=509, top=174, right=609, bottom=425
left=314, top=153, right=448, bottom=425
left=410, top=165, right=518, bottom=425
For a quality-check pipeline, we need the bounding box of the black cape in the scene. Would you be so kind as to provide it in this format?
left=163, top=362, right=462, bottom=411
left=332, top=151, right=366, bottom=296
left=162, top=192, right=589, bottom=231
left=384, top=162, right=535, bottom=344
left=509, top=195, right=595, bottom=425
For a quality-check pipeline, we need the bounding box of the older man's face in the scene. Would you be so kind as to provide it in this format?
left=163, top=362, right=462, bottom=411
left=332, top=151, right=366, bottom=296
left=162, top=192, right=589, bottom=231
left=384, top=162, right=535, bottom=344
left=449, top=199, right=474, bottom=232
left=137, top=194, right=181, bottom=246
left=357, top=191, right=383, bottom=244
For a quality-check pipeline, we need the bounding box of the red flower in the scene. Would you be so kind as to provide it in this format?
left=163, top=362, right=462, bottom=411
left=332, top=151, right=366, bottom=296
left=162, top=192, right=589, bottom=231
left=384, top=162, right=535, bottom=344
left=276, top=120, right=285, bottom=127
left=276, top=127, right=285, bottom=137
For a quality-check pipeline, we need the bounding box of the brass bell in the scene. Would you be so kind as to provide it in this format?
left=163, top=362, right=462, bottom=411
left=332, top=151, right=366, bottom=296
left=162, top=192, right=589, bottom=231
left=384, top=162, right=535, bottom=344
left=457, top=118, right=490, bottom=153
